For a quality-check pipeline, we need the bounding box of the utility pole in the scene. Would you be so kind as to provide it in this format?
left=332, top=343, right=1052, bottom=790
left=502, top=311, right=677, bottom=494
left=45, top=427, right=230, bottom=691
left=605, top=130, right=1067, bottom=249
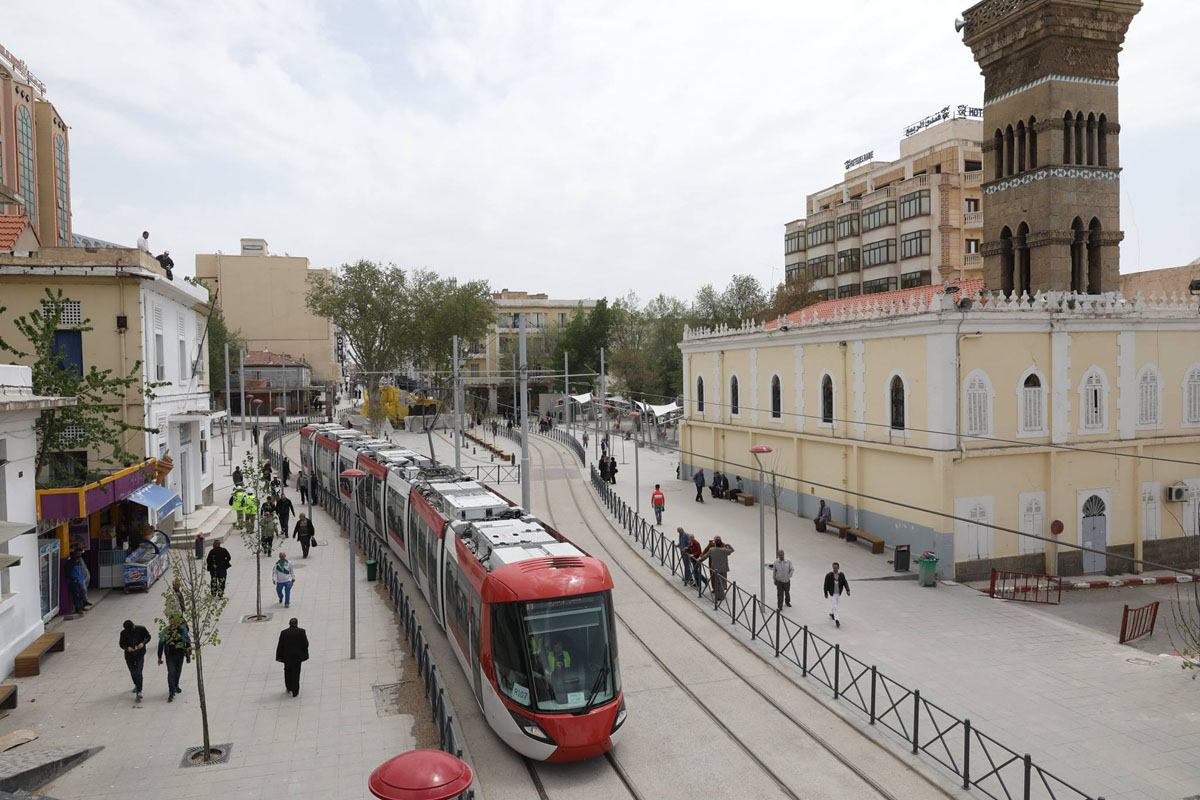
left=519, top=314, right=531, bottom=512
left=224, top=342, right=234, bottom=472
left=600, top=347, right=607, bottom=457
left=239, top=349, right=247, bottom=443
left=564, top=352, right=570, bottom=440
left=452, top=334, right=461, bottom=471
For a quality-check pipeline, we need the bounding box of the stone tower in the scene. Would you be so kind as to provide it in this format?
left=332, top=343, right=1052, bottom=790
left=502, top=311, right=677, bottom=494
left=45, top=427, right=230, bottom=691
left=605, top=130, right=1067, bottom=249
left=962, top=0, right=1140, bottom=295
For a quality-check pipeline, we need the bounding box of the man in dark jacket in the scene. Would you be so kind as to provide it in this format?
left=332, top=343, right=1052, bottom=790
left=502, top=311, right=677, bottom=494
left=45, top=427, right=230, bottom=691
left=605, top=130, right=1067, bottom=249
left=275, top=617, right=310, bottom=697
left=823, top=562, right=850, bottom=628
left=275, top=492, right=295, bottom=539
left=294, top=514, right=316, bottom=558
left=119, top=619, right=152, bottom=701
left=206, top=540, right=232, bottom=596
left=281, top=457, right=291, bottom=488
left=232, top=467, right=243, bottom=487
left=298, top=471, right=309, bottom=505
left=157, top=618, right=190, bottom=702
left=67, top=550, right=90, bottom=614
left=693, top=468, right=705, bottom=503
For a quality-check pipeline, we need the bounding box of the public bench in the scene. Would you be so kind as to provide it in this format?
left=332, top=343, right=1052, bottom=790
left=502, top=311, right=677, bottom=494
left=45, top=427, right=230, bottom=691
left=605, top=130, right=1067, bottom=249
left=0, top=685, right=16, bottom=710
left=14, top=632, right=65, bottom=678
left=739, top=494, right=754, bottom=507
left=827, top=521, right=885, bottom=555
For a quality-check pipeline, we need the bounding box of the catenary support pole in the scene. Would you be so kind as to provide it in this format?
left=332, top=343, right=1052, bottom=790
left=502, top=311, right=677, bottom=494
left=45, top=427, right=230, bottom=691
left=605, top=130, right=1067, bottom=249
left=452, top=334, right=461, bottom=471
left=519, top=314, right=531, bottom=512
left=564, top=352, right=570, bottom=440
left=224, top=342, right=234, bottom=472
left=239, top=349, right=247, bottom=443
left=350, top=479, right=358, bottom=660
left=600, top=347, right=607, bottom=456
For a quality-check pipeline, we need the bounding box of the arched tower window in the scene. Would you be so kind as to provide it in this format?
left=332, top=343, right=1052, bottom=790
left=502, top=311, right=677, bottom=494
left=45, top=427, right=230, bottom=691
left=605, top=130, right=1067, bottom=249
left=1016, top=221, right=1031, bottom=296
left=54, top=135, right=69, bottom=247
left=696, top=376, right=704, bottom=413
left=1086, top=113, right=1096, bottom=165
left=821, top=375, right=834, bottom=424
left=730, top=376, right=739, bottom=416
left=1074, top=112, right=1085, bottom=166
left=16, top=106, right=36, bottom=227
left=1004, top=125, right=1015, bottom=176
left=1087, top=217, right=1103, bottom=294
left=1016, top=121, right=1026, bottom=173
left=993, top=129, right=1004, bottom=179
left=1097, top=114, right=1108, bottom=166
left=965, top=371, right=992, bottom=437
left=770, top=375, right=782, bottom=419
left=1063, top=111, right=1073, bottom=164
left=999, top=227, right=1014, bottom=295
left=889, top=376, right=905, bottom=431
left=1028, top=116, right=1038, bottom=169
left=1070, top=217, right=1086, bottom=293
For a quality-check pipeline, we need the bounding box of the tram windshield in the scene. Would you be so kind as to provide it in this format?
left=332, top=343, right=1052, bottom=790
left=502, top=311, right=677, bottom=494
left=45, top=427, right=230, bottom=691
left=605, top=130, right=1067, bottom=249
left=493, top=592, right=619, bottom=714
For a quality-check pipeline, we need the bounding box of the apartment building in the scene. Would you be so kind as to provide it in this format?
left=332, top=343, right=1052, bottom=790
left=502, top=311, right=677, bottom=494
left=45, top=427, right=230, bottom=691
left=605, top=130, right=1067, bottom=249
left=784, top=117, right=984, bottom=301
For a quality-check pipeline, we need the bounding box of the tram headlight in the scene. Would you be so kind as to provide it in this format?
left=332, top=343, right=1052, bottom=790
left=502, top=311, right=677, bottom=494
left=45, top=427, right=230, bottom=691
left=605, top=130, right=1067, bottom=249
left=611, top=698, right=627, bottom=733
left=509, top=709, right=556, bottom=744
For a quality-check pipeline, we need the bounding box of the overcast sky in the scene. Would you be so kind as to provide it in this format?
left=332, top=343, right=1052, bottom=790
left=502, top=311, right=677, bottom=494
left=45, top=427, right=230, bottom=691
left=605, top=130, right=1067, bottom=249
left=9, top=0, right=1199, bottom=301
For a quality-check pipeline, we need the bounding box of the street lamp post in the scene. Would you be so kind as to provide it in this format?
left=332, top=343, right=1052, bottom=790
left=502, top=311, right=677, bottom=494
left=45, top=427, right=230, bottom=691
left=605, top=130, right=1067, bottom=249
left=628, top=411, right=641, bottom=516
left=750, top=445, right=773, bottom=605
left=274, top=407, right=286, bottom=485
left=341, top=468, right=366, bottom=660
left=251, top=398, right=263, bottom=456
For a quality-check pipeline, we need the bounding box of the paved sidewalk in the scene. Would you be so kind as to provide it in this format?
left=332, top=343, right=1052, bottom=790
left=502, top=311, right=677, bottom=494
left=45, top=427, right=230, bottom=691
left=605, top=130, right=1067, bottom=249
left=559, top=429, right=1200, bottom=800
left=1, top=437, right=424, bottom=800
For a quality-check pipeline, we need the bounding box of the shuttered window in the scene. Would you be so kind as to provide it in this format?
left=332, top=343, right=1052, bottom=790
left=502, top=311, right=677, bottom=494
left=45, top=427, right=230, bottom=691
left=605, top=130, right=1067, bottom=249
left=965, top=374, right=989, bottom=436
left=1187, top=367, right=1200, bottom=425
left=1137, top=368, right=1159, bottom=427
left=1021, top=373, right=1044, bottom=434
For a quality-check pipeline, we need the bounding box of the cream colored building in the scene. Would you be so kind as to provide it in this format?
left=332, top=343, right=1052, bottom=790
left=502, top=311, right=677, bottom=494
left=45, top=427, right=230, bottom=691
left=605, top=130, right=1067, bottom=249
left=1120, top=263, right=1200, bottom=301
left=195, top=238, right=338, bottom=384
left=0, top=244, right=216, bottom=512
left=465, top=290, right=596, bottom=413
left=785, top=117, right=984, bottom=301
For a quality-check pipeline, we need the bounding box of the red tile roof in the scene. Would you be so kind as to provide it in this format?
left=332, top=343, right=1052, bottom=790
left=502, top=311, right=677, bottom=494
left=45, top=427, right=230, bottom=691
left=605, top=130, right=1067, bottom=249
left=242, top=350, right=309, bottom=368
left=0, top=214, right=37, bottom=251
left=769, top=277, right=985, bottom=326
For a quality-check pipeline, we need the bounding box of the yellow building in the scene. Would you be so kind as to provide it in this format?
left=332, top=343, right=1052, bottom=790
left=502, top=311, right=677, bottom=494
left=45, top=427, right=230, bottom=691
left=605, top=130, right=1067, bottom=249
left=195, top=238, right=339, bottom=385
left=464, top=289, right=596, bottom=413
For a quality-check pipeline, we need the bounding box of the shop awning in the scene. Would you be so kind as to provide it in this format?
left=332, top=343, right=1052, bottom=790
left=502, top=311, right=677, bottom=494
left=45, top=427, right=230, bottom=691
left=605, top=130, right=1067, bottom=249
left=0, top=521, right=35, bottom=545
left=125, top=482, right=183, bottom=518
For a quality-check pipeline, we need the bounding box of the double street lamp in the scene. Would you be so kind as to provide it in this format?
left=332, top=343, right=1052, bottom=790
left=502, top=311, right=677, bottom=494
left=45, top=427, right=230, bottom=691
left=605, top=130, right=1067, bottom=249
left=274, top=407, right=286, bottom=484
left=750, top=444, right=773, bottom=605
left=340, top=467, right=366, bottom=660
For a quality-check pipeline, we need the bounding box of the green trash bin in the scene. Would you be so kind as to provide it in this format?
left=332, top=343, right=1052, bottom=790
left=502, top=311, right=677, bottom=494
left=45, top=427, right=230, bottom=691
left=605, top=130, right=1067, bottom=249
left=917, top=557, right=938, bottom=587
left=366, top=559, right=378, bottom=582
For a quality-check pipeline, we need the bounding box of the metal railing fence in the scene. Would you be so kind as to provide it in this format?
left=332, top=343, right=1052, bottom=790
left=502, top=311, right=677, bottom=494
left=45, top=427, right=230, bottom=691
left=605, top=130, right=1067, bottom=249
left=587, top=465, right=1103, bottom=800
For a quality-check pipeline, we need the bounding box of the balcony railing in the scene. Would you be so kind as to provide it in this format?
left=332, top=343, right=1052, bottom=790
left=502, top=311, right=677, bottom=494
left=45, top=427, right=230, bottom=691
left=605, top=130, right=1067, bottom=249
left=964, top=253, right=983, bottom=267
left=965, top=170, right=983, bottom=184
left=964, top=211, right=983, bottom=227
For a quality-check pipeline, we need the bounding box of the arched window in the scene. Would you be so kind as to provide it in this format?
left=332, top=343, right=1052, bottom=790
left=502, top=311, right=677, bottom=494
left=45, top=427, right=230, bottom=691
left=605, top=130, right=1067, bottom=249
left=696, top=376, right=705, bottom=413
left=1097, top=114, right=1108, bottom=167
left=889, top=375, right=905, bottom=431
left=1186, top=365, right=1200, bottom=425
left=1086, top=113, right=1096, bottom=165
left=1004, top=124, right=1015, bottom=176
left=1081, top=368, right=1107, bottom=431
left=1063, top=111, right=1073, bottom=164
left=821, top=374, right=834, bottom=424
left=1069, top=217, right=1086, bottom=293
left=1087, top=217, right=1103, bottom=294
left=770, top=375, right=782, bottom=419
left=1016, top=121, right=1026, bottom=173
left=964, top=371, right=991, bottom=437
left=1020, top=372, right=1046, bottom=434
left=16, top=106, right=36, bottom=227
left=1028, top=116, right=1038, bottom=169
left=1074, top=111, right=1085, bottom=166
left=999, top=226, right=1014, bottom=295
left=1136, top=366, right=1161, bottom=428
left=730, top=375, right=739, bottom=416
left=993, top=129, right=1004, bottom=179
left=1016, top=221, right=1031, bottom=296
left=54, top=135, right=69, bottom=246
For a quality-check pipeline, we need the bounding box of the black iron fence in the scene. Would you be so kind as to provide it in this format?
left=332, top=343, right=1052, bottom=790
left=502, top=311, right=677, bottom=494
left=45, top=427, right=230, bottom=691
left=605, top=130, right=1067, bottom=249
left=588, top=465, right=1103, bottom=800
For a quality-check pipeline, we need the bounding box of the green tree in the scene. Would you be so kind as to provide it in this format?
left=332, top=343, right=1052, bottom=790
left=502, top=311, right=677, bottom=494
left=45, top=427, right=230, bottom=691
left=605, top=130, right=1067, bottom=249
left=234, top=451, right=273, bottom=621
left=157, top=551, right=228, bottom=763
left=0, top=288, right=162, bottom=484
left=553, top=298, right=616, bottom=390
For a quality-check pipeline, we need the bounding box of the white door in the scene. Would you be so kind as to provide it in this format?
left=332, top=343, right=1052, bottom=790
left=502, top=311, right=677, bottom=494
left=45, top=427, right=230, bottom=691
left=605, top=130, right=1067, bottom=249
left=1019, top=495, right=1044, bottom=555
left=967, top=503, right=991, bottom=560
left=179, top=449, right=191, bottom=514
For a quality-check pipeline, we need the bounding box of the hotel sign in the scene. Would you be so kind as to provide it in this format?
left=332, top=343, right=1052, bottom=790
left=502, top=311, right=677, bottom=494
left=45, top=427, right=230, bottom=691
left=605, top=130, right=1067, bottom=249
left=844, top=151, right=874, bottom=171
left=0, top=42, right=46, bottom=95
left=904, top=104, right=982, bottom=138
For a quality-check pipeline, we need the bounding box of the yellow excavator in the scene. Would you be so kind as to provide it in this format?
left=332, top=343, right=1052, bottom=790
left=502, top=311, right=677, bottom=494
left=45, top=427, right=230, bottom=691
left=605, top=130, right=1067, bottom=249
left=360, top=385, right=440, bottom=424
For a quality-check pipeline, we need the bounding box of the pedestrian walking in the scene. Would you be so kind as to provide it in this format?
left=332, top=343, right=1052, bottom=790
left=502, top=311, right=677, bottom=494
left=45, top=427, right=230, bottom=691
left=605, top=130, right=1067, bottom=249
left=824, top=562, right=850, bottom=628
left=275, top=493, right=295, bottom=538
left=273, top=551, right=296, bottom=607
left=815, top=499, right=832, bottom=533
left=651, top=484, right=666, bottom=525
left=693, top=468, right=705, bottom=503
left=261, top=461, right=272, bottom=482
left=281, top=457, right=291, bottom=488
left=771, top=550, right=794, bottom=609
left=582, top=432, right=589, bottom=449
left=298, top=472, right=309, bottom=505
left=67, top=549, right=90, bottom=614
left=696, top=535, right=734, bottom=602
left=276, top=617, right=310, bottom=697
left=252, top=423, right=260, bottom=446
left=157, top=617, right=190, bottom=702
left=119, top=620, right=152, bottom=701
left=294, top=514, right=315, bottom=558
left=206, top=539, right=231, bottom=596
left=232, top=466, right=243, bottom=487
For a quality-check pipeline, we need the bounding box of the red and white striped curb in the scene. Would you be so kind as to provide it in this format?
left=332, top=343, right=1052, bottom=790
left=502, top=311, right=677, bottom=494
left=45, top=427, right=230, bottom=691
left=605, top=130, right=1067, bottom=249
left=1061, top=575, right=1194, bottom=590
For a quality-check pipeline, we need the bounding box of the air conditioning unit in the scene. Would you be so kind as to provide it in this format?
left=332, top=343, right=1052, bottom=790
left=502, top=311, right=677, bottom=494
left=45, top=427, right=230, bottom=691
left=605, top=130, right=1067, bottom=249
left=1165, top=485, right=1187, bottom=503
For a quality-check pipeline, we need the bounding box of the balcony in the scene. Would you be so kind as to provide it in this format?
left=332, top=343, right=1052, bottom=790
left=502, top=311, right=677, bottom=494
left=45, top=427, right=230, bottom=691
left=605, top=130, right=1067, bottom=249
left=964, top=253, right=983, bottom=267
left=862, top=185, right=896, bottom=204
left=964, top=211, right=983, bottom=227
left=965, top=170, right=983, bottom=185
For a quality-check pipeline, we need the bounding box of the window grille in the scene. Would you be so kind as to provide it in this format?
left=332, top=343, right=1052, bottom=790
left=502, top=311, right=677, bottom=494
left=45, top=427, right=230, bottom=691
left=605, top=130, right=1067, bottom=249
left=42, top=299, right=82, bottom=326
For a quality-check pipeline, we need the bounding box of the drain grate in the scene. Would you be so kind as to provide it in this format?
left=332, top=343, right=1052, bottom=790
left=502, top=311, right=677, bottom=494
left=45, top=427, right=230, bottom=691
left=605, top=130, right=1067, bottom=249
left=179, top=742, right=233, bottom=767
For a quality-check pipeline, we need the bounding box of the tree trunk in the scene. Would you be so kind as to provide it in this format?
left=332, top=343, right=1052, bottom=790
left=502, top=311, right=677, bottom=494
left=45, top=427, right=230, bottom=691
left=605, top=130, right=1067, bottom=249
left=255, top=546, right=262, bottom=619
left=367, top=376, right=383, bottom=437
left=195, top=647, right=212, bottom=761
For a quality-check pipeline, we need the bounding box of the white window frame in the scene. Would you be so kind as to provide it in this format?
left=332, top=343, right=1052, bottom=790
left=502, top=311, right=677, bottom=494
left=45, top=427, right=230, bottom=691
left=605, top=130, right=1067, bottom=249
left=1016, top=366, right=1048, bottom=437
left=963, top=369, right=994, bottom=438
left=1077, top=366, right=1109, bottom=434
left=695, top=374, right=706, bottom=417
left=729, top=373, right=741, bottom=420
left=768, top=373, right=784, bottom=423
left=1183, top=364, right=1200, bottom=428
left=1018, top=491, right=1045, bottom=555
left=1134, top=364, right=1161, bottom=430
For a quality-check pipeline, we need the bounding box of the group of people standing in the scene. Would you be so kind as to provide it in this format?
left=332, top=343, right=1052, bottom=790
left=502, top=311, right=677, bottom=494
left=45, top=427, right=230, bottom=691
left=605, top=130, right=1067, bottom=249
left=598, top=454, right=619, bottom=484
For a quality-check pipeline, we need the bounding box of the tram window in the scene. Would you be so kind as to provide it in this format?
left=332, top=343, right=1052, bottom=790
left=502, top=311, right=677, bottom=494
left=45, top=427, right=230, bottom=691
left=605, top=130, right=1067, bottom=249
left=493, top=603, right=532, bottom=707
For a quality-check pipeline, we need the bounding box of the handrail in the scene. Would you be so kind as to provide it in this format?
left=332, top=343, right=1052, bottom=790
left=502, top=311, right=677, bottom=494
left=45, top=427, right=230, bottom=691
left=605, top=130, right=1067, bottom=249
left=584, top=464, right=1103, bottom=800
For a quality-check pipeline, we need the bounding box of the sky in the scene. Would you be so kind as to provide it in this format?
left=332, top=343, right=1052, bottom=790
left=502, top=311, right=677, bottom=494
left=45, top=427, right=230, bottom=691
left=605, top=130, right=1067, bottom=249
left=8, top=0, right=1200, bottom=302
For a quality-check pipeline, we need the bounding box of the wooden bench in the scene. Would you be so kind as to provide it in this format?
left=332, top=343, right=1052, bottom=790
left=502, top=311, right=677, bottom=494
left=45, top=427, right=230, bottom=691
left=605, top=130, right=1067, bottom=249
left=0, top=685, right=16, bottom=711
left=740, top=494, right=754, bottom=507
left=14, top=632, right=65, bottom=678
left=827, top=521, right=885, bottom=554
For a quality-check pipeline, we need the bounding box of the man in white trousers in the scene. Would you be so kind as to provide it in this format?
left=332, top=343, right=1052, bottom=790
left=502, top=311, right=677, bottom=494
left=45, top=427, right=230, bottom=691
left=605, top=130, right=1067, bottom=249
left=823, top=562, right=850, bottom=628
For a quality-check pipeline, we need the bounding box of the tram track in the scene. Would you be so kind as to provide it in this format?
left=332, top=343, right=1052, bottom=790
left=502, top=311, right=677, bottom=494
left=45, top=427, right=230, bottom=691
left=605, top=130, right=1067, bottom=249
left=526, top=435, right=948, bottom=800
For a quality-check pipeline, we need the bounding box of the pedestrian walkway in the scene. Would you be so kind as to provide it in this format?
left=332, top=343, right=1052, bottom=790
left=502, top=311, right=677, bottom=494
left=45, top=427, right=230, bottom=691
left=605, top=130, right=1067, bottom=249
left=557, top=428, right=1200, bottom=800
left=0, top=437, right=424, bottom=800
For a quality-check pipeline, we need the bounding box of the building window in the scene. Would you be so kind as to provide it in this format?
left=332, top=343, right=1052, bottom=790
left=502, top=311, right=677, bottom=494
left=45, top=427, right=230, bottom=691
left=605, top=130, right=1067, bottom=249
left=785, top=263, right=801, bottom=284
left=965, top=198, right=980, bottom=213
left=965, top=239, right=980, bottom=254
left=862, top=277, right=897, bottom=295
left=155, top=333, right=166, bottom=381
left=696, top=377, right=704, bottom=413
left=862, top=239, right=896, bottom=268
left=1136, top=366, right=1160, bottom=428
left=965, top=372, right=991, bottom=437
left=1020, top=372, right=1045, bottom=434
left=1020, top=495, right=1044, bottom=555
left=807, top=255, right=834, bottom=279
left=42, top=299, right=82, bottom=327
left=1186, top=366, right=1200, bottom=425
left=837, top=248, right=860, bottom=273
left=821, top=374, right=834, bottom=424
left=900, top=271, right=931, bottom=289
left=16, top=106, right=35, bottom=227
left=837, top=284, right=861, bottom=299
left=770, top=375, right=782, bottom=419
left=1141, top=485, right=1160, bottom=541
left=54, top=135, right=69, bottom=246
left=806, top=222, right=834, bottom=248
left=889, top=376, right=905, bottom=431
left=900, top=230, right=931, bottom=259
left=785, top=230, right=805, bottom=254
left=1082, top=369, right=1106, bottom=431
left=861, top=201, right=896, bottom=232
left=899, top=189, right=930, bottom=220
left=730, top=376, right=739, bottom=416
left=836, top=214, right=860, bottom=239
left=179, top=339, right=188, bottom=382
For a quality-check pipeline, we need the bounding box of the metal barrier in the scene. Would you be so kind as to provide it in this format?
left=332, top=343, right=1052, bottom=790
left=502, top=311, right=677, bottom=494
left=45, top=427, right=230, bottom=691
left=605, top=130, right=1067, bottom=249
left=988, top=569, right=1063, bottom=605
left=1119, top=601, right=1159, bottom=644
left=586, top=464, right=1103, bottom=800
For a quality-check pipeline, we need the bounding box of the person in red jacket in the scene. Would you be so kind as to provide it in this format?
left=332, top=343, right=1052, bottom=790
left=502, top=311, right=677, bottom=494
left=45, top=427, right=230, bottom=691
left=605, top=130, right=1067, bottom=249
left=651, top=484, right=666, bottom=525
left=686, top=534, right=703, bottom=587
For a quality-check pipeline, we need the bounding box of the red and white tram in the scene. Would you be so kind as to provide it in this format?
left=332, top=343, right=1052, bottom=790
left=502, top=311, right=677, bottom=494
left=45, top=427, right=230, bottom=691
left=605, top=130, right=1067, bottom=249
left=300, top=424, right=626, bottom=761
